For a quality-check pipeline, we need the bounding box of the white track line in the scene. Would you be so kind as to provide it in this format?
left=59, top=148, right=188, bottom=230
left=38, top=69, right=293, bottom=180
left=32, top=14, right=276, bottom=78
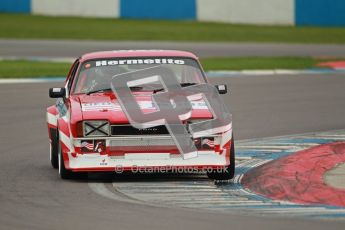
left=0, top=78, right=64, bottom=84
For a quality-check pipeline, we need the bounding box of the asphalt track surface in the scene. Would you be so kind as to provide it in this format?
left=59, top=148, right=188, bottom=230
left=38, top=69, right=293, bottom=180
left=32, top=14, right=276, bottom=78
left=1, top=73, right=345, bottom=230
left=2, top=39, right=345, bottom=59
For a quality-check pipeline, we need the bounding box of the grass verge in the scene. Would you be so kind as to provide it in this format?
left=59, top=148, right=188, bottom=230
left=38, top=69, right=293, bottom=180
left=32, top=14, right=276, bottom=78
left=1, top=14, right=345, bottom=44
left=0, top=57, right=340, bottom=78
left=0, top=60, right=71, bottom=78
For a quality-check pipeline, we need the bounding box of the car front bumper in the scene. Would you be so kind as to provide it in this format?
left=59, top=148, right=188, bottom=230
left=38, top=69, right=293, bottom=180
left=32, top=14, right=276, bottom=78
left=62, top=131, right=232, bottom=172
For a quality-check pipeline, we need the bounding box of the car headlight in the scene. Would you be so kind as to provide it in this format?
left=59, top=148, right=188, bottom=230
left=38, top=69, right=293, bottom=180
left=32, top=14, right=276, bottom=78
left=83, top=120, right=110, bottom=137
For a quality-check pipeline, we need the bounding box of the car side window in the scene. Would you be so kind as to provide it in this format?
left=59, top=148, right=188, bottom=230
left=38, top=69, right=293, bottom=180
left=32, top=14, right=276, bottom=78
left=67, top=60, right=80, bottom=93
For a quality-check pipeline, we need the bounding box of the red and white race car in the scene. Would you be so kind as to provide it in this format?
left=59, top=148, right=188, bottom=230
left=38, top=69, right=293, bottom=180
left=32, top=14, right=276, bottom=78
left=47, top=50, right=234, bottom=180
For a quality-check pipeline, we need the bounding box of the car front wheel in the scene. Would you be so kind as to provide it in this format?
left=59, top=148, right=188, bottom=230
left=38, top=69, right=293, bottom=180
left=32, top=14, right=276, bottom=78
left=58, top=136, right=87, bottom=180
left=207, top=137, right=235, bottom=180
left=58, top=139, right=75, bottom=180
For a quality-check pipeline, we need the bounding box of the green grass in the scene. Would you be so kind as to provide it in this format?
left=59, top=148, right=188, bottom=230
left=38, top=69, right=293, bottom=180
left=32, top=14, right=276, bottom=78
left=0, top=60, right=70, bottom=78
left=1, top=14, right=345, bottom=44
left=0, top=58, right=340, bottom=78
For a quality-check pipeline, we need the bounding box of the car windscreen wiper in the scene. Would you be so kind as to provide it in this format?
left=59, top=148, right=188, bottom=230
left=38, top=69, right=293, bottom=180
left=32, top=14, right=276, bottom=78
left=86, top=88, right=112, bottom=95
left=180, top=83, right=197, bottom=87
left=86, top=86, right=143, bottom=95
left=153, top=83, right=197, bottom=93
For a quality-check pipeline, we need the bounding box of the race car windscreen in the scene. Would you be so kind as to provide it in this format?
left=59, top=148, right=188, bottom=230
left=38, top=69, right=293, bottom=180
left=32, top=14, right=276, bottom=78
left=72, top=58, right=206, bottom=94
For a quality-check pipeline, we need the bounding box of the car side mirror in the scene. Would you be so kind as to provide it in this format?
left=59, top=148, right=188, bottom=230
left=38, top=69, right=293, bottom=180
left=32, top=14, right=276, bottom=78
left=215, top=84, right=228, bottom=94
left=49, top=88, right=66, bottom=98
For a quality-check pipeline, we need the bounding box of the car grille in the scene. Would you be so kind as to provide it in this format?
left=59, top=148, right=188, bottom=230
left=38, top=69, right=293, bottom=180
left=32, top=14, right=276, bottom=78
left=110, top=137, right=175, bottom=147
left=111, top=125, right=169, bottom=136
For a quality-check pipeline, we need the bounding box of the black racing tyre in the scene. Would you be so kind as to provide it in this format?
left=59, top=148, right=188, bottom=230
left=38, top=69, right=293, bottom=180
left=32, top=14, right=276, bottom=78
left=58, top=143, right=72, bottom=179
left=58, top=136, right=87, bottom=180
left=207, top=137, right=235, bottom=180
left=50, top=128, right=59, bottom=169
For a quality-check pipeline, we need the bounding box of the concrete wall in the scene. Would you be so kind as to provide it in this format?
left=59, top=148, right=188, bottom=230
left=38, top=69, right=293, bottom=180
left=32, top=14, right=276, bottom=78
left=120, top=0, right=196, bottom=20
left=32, top=0, right=119, bottom=18
left=295, top=0, right=345, bottom=26
left=197, top=0, right=294, bottom=25
left=0, top=0, right=30, bottom=13
left=1, top=0, right=345, bottom=26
